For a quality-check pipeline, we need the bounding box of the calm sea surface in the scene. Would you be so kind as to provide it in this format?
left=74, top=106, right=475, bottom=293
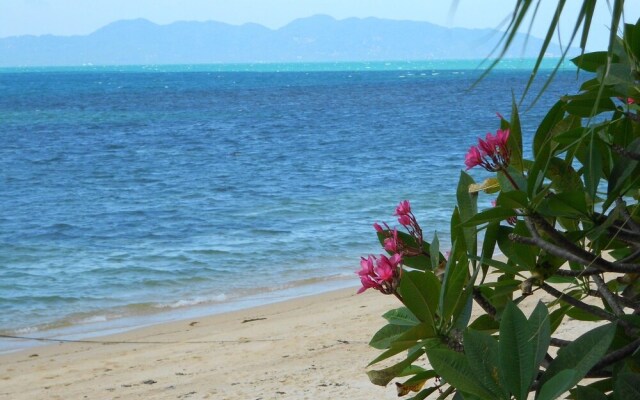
left=0, top=60, right=582, bottom=348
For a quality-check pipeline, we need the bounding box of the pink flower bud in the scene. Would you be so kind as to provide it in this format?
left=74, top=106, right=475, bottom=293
left=394, top=200, right=411, bottom=216
left=398, top=214, right=412, bottom=226
left=373, top=222, right=383, bottom=233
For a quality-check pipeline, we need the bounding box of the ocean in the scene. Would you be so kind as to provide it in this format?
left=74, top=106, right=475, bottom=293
left=0, top=60, right=582, bottom=351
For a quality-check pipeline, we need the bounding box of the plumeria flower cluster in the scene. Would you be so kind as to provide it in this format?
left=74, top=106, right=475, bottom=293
left=356, top=254, right=402, bottom=294
left=357, top=200, right=424, bottom=295
left=373, top=200, right=424, bottom=256
left=465, top=128, right=511, bottom=172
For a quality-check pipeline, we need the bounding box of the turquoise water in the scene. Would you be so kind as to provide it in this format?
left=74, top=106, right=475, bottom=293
left=0, top=57, right=574, bottom=73
left=0, top=60, right=581, bottom=349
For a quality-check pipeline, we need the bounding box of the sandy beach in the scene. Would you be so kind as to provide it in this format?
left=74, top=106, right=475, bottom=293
left=0, top=287, right=405, bottom=400
left=0, top=281, right=598, bottom=400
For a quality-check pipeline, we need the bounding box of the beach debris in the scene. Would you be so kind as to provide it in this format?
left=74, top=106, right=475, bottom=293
left=188, top=321, right=198, bottom=326
left=241, top=317, right=267, bottom=323
left=142, top=379, right=157, bottom=385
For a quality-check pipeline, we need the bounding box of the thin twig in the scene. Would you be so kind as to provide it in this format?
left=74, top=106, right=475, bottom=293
left=587, top=289, right=639, bottom=310
left=613, top=143, right=640, bottom=161
left=510, top=234, right=640, bottom=273
left=550, top=337, right=571, bottom=347
left=540, top=283, right=615, bottom=321
left=617, top=198, right=640, bottom=234
left=472, top=288, right=497, bottom=318
left=590, top=337, right=640, bottom=373
left=619, top=248, right=640, bottom=264
left=554, top=268, right=601, bottom=277
left=592, top=274, right=625, bottom=316
left=526, top=216, right=640, bottom=272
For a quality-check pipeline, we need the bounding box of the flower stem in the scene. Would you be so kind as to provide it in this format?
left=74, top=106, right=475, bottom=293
left=501, top=168, right=520, bottom=190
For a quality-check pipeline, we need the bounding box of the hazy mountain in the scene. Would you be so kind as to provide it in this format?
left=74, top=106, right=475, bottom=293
left=0, top=15, right=570, bottom=67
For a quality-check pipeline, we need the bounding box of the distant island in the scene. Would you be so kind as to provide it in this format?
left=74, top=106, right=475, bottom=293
left=0, top=14, right=571, bottom=67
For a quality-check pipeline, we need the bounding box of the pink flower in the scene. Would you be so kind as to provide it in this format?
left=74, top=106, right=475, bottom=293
left=373, top=222, right=383, bottom=233
left=465, top=129, right=511, bottom=172
left=398, top=214, right=412, bottom=226
left=357, top=274, right=379, bottom=294
left=357, top=255, right=375, bottom=277
left=356, top=254, right=402, bottom=295
left=628, top=97, right=636, bottom=105
left=496, top=112, right=504, bottom=120
left=383, top=228, right=401, bottom=253
left=394, top=200, right=411, bottom=216
left=465, top=146, right=483, bottom=170
left=375, top=258, right=394, bottom=281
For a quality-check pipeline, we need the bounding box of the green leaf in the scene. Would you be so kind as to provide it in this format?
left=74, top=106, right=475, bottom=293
left=565, top=97, right=617, bottom=117
left=453, top=287, right=474, bottom=331
left=538, top=369, right=579, bottom=400
left=498, top=167, right=527, bottom=192
left=565, top=306, right=602, bottom=322
left=571, top=51, right=609, bottom=72
left=533, top=100, right=567, bottom=158
left=499, top=302, right=536, bottom=400
left=468, top=254, right=527, bottom=275
left=497, top=190, right=529, bottom=209
left=546, top=157, right=584, bottom=194
left=528, top=302, right=551, bottom=375
left=400, top=369, right=437, bottom=385
left=509, top=98, right=524, bottom=172
left=430, top=233, right=440, bottom=272
left=382, top=307, right=419, bottom=327
left=540, top=324, right=617, bottom=391
left=369, top=323, right=412, bottom=350
left=497, top=222, right=537, bottom=272
left=549, top=306, right=568, bottom=334
left=469, top=314, right=500, bottom=333
left=457, top=171, right=478, bottom=257
left=573, top=385, right=608, bottom=400
left=614, top=372, right=640, bottom=400
left=407, top=386, right=439, bottom=400
left=368, top=325, right=437, bottom=366
left=606, top=138, right=640, bottom=209
left=482, top=279, right=522, bottom=297
left=398, top=270, right=441, bottom=327
left=367, top=347, right=423, bottom=386
left=426, top=348, right=495, bottom=400
left=480, top=221, right=499, bottom=277
left=539, top=191, right=589, bottom=218
left=377, top=230, right=432, bottom=271
left=462, top=207, right=517, bottom=227
left=440, top=241, right=469, bottom=322
left=464, top=329, right=508, bottom=398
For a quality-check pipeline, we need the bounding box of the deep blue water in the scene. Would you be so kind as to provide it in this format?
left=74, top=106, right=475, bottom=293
left=0, top=62, right=582, bottom=342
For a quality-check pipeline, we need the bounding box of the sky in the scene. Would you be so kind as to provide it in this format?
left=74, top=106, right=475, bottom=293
left=1, top=0, right=638, bottom=51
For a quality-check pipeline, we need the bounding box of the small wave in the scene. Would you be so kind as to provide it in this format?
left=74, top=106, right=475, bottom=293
left=12, top=326, right=39, bottom=335
left=155, top=294, right=227, bottom=309
left=77, top=315, right=108, bottom=324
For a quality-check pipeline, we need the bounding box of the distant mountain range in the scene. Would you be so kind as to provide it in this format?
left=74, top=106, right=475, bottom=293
left=0, top=15, right=571, bottom=67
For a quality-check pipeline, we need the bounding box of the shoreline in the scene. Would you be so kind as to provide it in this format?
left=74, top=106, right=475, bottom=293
left=0, top=273, right=357, bottom=355
left=0, top=286, right=402, bottom=400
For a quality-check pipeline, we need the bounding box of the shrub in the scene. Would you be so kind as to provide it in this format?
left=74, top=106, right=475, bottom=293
left=360, top=17, right=640, bottom=400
